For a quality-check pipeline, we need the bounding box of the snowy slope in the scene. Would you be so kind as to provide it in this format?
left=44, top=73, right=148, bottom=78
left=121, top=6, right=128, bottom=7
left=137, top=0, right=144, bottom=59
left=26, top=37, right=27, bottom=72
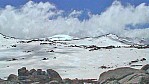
left=0, top=34, right=19, bottom=49
left=105, top=34, right=145, bottom=45
left=106, top=34, right=145, bottom=45
left=68, top=34, right=129, bottom=47
left=0, top=33, right=148, bottom=79
left=48, top=34, right=73, bottom=41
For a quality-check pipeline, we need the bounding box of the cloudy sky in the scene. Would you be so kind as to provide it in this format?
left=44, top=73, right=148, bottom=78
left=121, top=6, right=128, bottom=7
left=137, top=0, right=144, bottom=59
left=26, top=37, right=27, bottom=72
left=1, top=0, right=149, bottom=15
left=0, top=0, right=149, bottom=39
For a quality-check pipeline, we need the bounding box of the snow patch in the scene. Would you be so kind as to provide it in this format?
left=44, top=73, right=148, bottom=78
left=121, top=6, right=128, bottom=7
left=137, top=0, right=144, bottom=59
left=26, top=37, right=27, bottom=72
left=48, top=34, right=73, bottom=41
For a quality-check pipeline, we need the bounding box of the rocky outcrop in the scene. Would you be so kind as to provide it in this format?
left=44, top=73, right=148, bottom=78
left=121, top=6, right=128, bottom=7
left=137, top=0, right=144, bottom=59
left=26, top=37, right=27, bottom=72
left=141, top=64, right=149, bottom=71
left=47, top=69, right=62, bottom=82
left=0, top=67, right=62, bottom=84
left=98, top=66, right=149, bottom=84
left=119, top=72, right=149, bottom=84
left=18, top=67, right=62, bottom=84
left=0, top=74, right=21, bottom=84
left=0, top=67, right=97, bottom=84
left=1, top=65, right=149, bottom=84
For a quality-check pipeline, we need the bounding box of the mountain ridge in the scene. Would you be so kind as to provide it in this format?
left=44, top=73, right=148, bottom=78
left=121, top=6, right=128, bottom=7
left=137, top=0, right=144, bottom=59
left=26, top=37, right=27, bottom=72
left=0, top=33, right=148, bottom=45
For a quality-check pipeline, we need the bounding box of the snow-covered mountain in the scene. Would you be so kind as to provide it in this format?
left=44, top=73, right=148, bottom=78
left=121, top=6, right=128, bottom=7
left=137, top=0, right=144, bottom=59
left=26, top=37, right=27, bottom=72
left=66, top=34, right=128, bottom=47
left=39, top=33, right=146, bottom=46
left=0, top=33, right=147, bottom=50
left=65, top=33, right=147, bottom=47
left=0, top=33, right=148, bottom=79
left=105, top=34, right=148, bottom=45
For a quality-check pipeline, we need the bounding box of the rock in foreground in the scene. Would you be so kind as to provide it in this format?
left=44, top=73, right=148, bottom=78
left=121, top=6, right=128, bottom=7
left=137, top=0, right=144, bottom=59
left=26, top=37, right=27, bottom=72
left=98, top=65, right=149, bottom=84
left=18, top=67, right=62, bottom=84
left=0, top=67, right=62, bottom=84
left=1, top=65, right=149, bottom=84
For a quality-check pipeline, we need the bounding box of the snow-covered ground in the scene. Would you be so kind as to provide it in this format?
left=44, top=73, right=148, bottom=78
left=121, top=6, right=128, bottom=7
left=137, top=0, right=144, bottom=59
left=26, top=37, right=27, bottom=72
left=0, top=34, right=149, bottom=79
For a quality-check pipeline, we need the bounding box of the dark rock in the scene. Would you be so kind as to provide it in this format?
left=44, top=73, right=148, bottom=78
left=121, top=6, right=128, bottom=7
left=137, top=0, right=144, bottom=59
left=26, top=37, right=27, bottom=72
left=141, top=64, right=149, bottom=71
left=21, top=58, right=25, bottom=59
left=18, top=67, right=29, bottom=76
left=0, top=78, right=4, bottom=81
left=87, top=45, right=97, bottom=48
left=63, top=78, right=72, bottom=84
left=37, top=69, right=42, bottom=75
left=32, top=71, right=38, bottom=76
left=12, top=58, right=18, bottom=61
left=3, top=81, right=22, bottom=84
left=131, top=60, right=139, bottom=63
left=42, top=58, right=48, bottom=60
left=47, top=69, right=62, bottom=82
left=131, top=65, right=143, bottom=67
left=41, top=71, right=46, bottom=75
left=72, top=78, right=84, bottom=84
left=0, top=78, right=5, bottom=84
left=31, top=39, right=44, bottom=42
left=40, top=42, right=53, bottom=45
left=28, top=75, right=50, bottom=83
left=140, top=58, right=146, bottom=61
left=99, top=66, right=110, bottom=69
left=118, top=72, right=149, bottom=84
left=129, top=59, right=139, bottom=65
left=49, top=50, right=54, bottom=52
left=7, top=74, right=22, bottom=84
left=26, top=41, right=32, bottom=43
left=105, top=80, right=120, bottom=84
left=11, top=45, right=16, bottom=47
left=53, top=57, right=56, bottom=59
left=7, top=58, right=18, bottom=61
left=28, top=69, right=36, bottom=75
left=104, top=45, right=115, bottom=49
left=7, top=74, right=18, bottom=81
left=23, top=50, right=32, bottom=53
left=140, top=76, right=149, bottom=84
left=18, top=76, right=29, bottom=81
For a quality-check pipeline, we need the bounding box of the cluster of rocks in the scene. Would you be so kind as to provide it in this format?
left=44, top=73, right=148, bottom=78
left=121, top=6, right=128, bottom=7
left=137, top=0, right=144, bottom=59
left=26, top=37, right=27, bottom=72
left=19, top=39, right=68, bottom=46
left=19, top=39, right=44, bottom=43
left=1, top=64, right=149, bottom=84
left=129, top=58, right=146, bottom=67
left=0, top=67, right=62, bottom=84
left=68, top=44, right=149, bottom=51
left=132, top=45, right=149, bottom=49
left=68, top=45, right=117, bottom=51
left=7, top=58, right=18, bottom=61
left=98, top=57, right=147, bottom=69
left=99, top=65, right=112, bottom=69
left=124, top=45, right=149, bottom=49
left=0, top=67, right=97, bottom=84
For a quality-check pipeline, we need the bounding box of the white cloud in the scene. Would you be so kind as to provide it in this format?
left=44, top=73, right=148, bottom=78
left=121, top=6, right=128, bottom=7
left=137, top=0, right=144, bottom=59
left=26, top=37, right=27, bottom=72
left=69, top=10, right=82, bottom=17
left=0, top=1, right=149, bottom=40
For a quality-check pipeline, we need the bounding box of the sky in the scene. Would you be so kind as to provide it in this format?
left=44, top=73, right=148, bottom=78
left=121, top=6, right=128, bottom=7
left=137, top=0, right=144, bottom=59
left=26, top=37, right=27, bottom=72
left=0, top=0, right=149, bottom=40
left=0, top=0, right=149, bottom=20
left=1, top=0, right=149, bottom=15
